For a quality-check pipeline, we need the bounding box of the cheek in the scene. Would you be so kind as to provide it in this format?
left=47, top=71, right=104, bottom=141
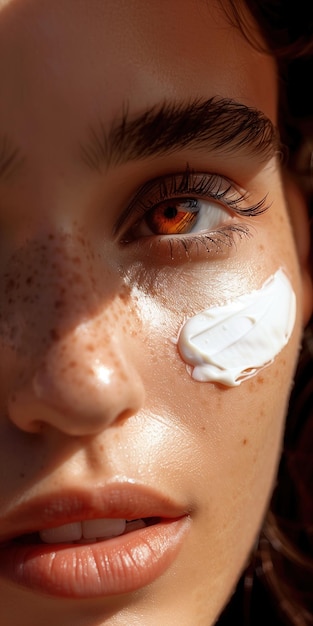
left=174, top=350, right=296, bottom=614
left=133, top=271, right=300, bottom=561
left=177, top=269, right=296, bottom=387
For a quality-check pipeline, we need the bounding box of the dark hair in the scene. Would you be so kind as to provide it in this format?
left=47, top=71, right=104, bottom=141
left=226, top=1, right=313, bottom=56
left=221, top=1, right=313, bottom=221
left=216, top=3, right=313, bottom=625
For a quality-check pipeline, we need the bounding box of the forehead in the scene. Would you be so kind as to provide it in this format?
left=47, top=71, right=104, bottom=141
left=0, top=1, right=277, bottom=143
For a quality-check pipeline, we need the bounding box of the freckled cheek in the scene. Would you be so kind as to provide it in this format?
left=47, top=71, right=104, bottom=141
left=224, top=372, right=289, bottom=511
left=174, top=373, right=287, bottom=528
left=135, top=299, right=299, bottom=468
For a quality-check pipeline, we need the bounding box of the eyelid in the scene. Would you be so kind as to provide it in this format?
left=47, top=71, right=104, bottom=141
left=117, top=167, right=269, bottom=241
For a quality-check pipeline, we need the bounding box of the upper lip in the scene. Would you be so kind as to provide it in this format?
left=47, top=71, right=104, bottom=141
left=0, top=482, right=188, bottom=543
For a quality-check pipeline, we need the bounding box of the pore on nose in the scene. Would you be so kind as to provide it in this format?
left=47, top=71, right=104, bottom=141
left=8, top=325, right=145, bottom=435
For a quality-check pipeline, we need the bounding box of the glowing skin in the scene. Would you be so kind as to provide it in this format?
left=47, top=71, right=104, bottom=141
left=178, top=269, right=296, bottom=386
left=0, top=2, right=312, bottom=626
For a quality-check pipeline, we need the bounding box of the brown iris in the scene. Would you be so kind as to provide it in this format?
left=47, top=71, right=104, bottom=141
left=145, top=200, right=198, bottom=235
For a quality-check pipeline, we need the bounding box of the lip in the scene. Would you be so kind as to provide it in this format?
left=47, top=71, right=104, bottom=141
left=0, top=483, right=191, bottom=598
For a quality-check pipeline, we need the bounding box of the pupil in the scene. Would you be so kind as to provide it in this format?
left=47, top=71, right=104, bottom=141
left=163, top=205, right=177, bottom=219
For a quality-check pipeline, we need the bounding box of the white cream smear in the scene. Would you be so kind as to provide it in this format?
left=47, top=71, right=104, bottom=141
left=177, top=269, right=296, bottom=386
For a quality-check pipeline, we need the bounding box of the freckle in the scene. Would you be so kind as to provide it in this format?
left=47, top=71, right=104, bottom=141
left=19, top=472, right=25, bottom=479
left=5, top=278, right=15, bottom=292
left=99, top=444, right=104, bottom=452
left=48, top=233, right=55, bottom=240
left=26, top=276, right=33, bottom=285
left=87, top=343, right=95, bottom=352
left=72, top=256, right=81, bottom=265
left=242, top=438, right=248, bottom=445
left=257, top=376, right=264, bottom=385
left=69, top=360, right=77, bottom=368
left=247, top=380, right=255, bottom=392
left=50, top=328, right=60, bottom=341
left=72, top=272, right=82, bottom=284
left=54, top=300, right=64, bottom=309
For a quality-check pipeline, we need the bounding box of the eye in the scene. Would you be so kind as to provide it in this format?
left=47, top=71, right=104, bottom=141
left=118, top=167, right=269, bottom=262
left=133, top=197, right=229, bottom=237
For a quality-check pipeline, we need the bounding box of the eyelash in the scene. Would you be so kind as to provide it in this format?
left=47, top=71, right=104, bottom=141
left=119, top=167, right=269, bottom=261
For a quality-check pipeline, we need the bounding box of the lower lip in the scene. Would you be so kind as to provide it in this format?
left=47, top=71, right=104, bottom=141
left=0, top=517, right=190, bottom=598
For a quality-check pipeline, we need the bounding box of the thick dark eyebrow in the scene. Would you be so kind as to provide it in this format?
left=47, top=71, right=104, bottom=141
left=80, top=97, right=279, bottom=172
left=0, top=135, right=24, bottom=182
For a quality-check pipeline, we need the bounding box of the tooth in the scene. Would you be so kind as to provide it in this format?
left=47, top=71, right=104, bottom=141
left=40, top=522, right=82, bottom=544
left=82, top=518, right=126, bottom=539
left=124, top=519, right=146, bottom=534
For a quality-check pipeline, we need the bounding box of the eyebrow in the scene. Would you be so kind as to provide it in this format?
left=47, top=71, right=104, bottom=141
left=80, top=97, right=280, bottom=172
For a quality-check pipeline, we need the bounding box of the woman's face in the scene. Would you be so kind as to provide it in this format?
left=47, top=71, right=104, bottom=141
left=0, top=1, right=311, bottom=625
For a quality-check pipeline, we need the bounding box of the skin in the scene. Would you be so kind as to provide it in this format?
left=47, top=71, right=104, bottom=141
left=0, top=1, right=312, bottom=625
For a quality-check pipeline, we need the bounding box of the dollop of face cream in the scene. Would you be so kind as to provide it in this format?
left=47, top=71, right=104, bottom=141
left=177, top=269, right=296, bottom=386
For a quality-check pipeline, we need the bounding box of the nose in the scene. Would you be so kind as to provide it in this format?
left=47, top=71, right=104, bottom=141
left=6, top=234, right=145, bottom=436
left=9, top=327, right=145, bottom=435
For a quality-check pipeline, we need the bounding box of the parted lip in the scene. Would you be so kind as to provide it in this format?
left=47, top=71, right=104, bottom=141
left=0, top=482, right=189, bottom=544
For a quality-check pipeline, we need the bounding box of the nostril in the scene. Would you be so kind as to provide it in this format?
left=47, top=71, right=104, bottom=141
left=8, top=386, right=48, bottom=434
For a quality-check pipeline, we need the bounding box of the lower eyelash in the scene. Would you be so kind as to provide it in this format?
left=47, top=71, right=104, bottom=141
left=160, top=223, right=252, bottom=261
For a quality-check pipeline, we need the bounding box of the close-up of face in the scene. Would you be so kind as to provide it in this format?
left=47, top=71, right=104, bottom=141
left=0, top=1, right=312, bottom=625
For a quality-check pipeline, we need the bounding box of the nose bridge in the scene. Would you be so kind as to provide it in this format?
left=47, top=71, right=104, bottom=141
left=3, top=228, right=101, bottom=347
left=32, top=229, right=101, bottom=332
left=5, top=230, right=145, bottom=435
